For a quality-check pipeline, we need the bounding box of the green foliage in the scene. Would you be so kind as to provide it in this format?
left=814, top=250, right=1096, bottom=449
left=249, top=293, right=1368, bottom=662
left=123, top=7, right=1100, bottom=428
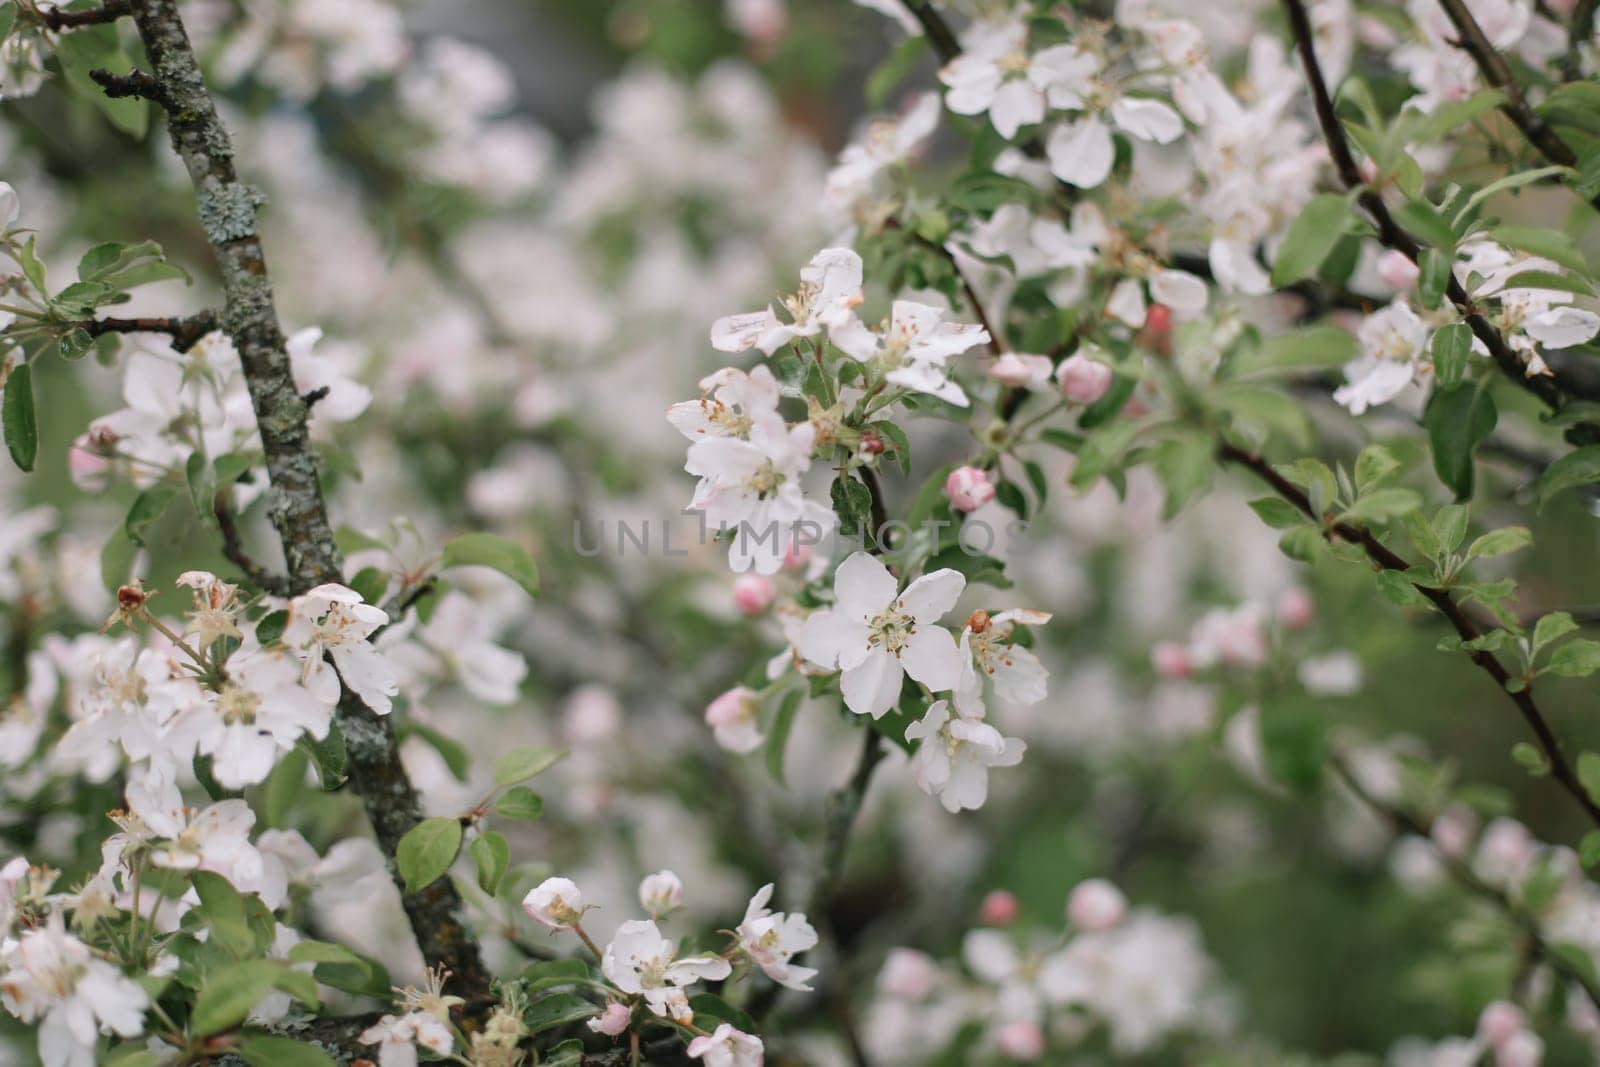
left=494, top=745, right=566, bottom=786
left=396, top=816, right=463, bottom=894
left=440, top=532, right=540, bottom=598
left=2, top=361, right=36, bottom=471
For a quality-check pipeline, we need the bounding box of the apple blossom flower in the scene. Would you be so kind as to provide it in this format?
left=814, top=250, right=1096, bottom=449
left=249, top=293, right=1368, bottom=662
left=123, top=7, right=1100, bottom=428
left=288, top=327, right=371, bottom=424
left=173, top=648, right=337, bottom=789
left=687, top=1023, right=765, bottom=1066
left=0, top=916, right=149, bottom=1067
left=639, top=870, right=685, bottom=918
left=945, top=467, right=996, bottom=512
left=736, top=883, right=818, bottom=990
left=1478, top=1001, right=1526, bottom=1048
left=1151, top=640, right=1192, bottom=679
left=359, top=1011, right=453, bottom=1067
left=905, top=700, right=1026, bottom=812
left=1333, top=300, right=1430, bottom=415
left=1044, top=66, right=1186, bottom=189
left=832, top=300, right=990, bottom=407
left=825, top=92, right=940, bottom=218
left=0, top=182, right=17, bottom=229
left=685, top=410, right=834, bottom=575
left=940, top=19, right=1100, bottom=140
left=1187, top=603, right=1269, bottom=670
left=796, top=552, right=968, bottom=717
left=1067, top=879, right=1128, bottom=931
left=1276, top=587, right=1314, bottom=629
left=175, top=571, right=245, bottom=647
left=523, top=876, right=586, bottom=930
left=601, top=919, right=732, bottom=1018
left=710, top=247, right=864, bottom=354
left=588, top=1000, right=632, bottom=1036
left=878, top=948, right=941, bottom=1000
left=705, top=685, right=765, bottom=754
left=282, top=583, right=399, bottom=715
left=733, top=574, right=776, bottom=615
left=381, top=590, right=528, bottom=705
left=961, top=609, right=1051, bottom=707
left=668, top=365, right=782, bottom=441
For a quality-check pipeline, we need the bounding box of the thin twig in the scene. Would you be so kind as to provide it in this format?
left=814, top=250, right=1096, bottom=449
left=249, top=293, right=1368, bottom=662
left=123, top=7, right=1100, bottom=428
left=1220, top=442, right=1600, bottom=830
left=79, top=310, right=219, bottom=352
left=212, top=493, right=290, bottom=596
left=1434, top=0, right=1590, bottom=193
left=38, top=0, right=129, bottom=29
left=1331, top=754, right=1600, bottom=1013
left=901, top=1, right=961, bottom=63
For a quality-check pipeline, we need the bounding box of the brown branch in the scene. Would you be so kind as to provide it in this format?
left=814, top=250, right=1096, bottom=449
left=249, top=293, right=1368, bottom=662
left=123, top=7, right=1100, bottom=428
left=212, top=493, right=290, bottom=596
left=38, top=0, right=129, bottom=29
left=1434, top=0, right=1591, bottom=193
left=86, top=67, right=166, bottom=105
left=110, top=0, right=490, bottom=997
left=1220, top=442, right=1600, bottom=830
left=1331, top=754, right=1600, bottom=1012
left=80, top=310, right=218, bottom=352
left=1279, top=0, right=1600, bottom=424
left=1564, top=0, right=1599, bottom=79
left=901, top=1, right=960, bottom=63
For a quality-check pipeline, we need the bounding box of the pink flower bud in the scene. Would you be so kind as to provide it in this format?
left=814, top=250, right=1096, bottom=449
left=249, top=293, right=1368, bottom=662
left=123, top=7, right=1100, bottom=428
left=988, top=353, right=1053, bottom=388
left=1055, top=354, right=1113, bottom=404
left=1151, top=641, right=1192, bottom=679
left=705, top=686, right=759, bottom=728
left=588, top=1001, right=631, bottom=1037
left=994, top=1020, right=1045, bottom=1061
left=1276, top=587, right=1315, bottom=630
left=1495, top=1030, right=1543, bottom=1067
left=67, top=439, right=110, bottom=491
left=1140, top=303, right=1174, bottom=356
left=945, top=466, right=996, bottom=513
left=1067, top=878, right=1127, bottom=931
left=1377, top=250, right=1420, bottom=291
left=782, top=541, right=813, bottom=572
left=1358, top=158, right=1380, bottom=185
left=1478, top=1001, right=1526, bottom=1048
left=979, top=889, right=1019, bottom=927
left=732, top=574, right=776, bottom=616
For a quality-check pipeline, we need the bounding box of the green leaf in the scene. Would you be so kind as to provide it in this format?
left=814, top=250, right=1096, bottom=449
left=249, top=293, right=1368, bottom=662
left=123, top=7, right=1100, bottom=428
left=1580, top=753, right=1600, bottom=805
left=470, top=831, right=510, bottom=895
left=830, top=473, right=875, bottom=537
left=396, top=817, right=463, bottom=894
left=1419, top=248, right=1451, bottom=309
left=1375, top=569, right=1432, bottom=607
left=124, top=484, right=179, bottom=548
left=1340, top=487, right=1422, bottom=523
left=521, top=958, right=591, bottom=991
left=866, top=33, right=929, bottom=107
left=1270, top=193, right=1351, bottom=286
left=1247, top=497, right=1305, bottom=529
left=1425, top=385, right=1496, bottom=500
left=1258, top=698, right=1326, bottom=793
left=1499, top=268, right=1594, bottom=297
left=524, top=992, right=599, bottom=1033
left=1433, top=504, right=1470, bottom=553
left=190, top=871, right=258, bottom=959
left=765, top=686, right=802, bottom=786
left=238, top=1036, right=337, bottom=1067
left=1152, top=431, right=1212, bottom=516
left=54, top=26, right=149, bottom=138
left=1354, top=443, right=1402, bottom=491
left=190, top=960, right=283, bottom=1036
left=493, top=745, right=566, bottom=787
left=1581, top=831, right=1600, bottom=870
left=1537, top=445, right=1600, bottom=510
left=403, top=722, right=470, bottom=782
left=1512, top=741, right=1551, bottom=776
left=1549, top=639, right=1600, bottom=677
left=439, top=532, right=539, bottom=598
left=1430, top=323, right=1473, bottom=389
left=1233, top=324, right=1357, bottom=376
left=1395, top=198, right=1456, bottom=251
left=0, top=4, right=16, bottom=43
left=494, top=786, right=543, bottom=821
left=688, top=993, right=757, bottom=1033
left=1486, top=225, right=1591, bottom=276
left=1533, top=612, right=1578, bottom=653
left=2, top=361, right=37, bottom=472
left=1466, top=526, right=1531, bottom=560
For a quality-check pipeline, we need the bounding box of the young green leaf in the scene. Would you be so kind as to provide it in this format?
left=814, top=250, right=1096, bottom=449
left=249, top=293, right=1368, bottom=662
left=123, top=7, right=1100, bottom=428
left=470, top=831, right=510, bottom=895
left=2, top=360, right=37, bottom=472
left=396, top=816, right=463, bottom=894
left=493, top=745, right=566, bottom=786
left=1424, top=384, right=1496, bottom=500
left=439, top=532, right=539, bottom=598
left=1270, top=193, right=1350, bottom=286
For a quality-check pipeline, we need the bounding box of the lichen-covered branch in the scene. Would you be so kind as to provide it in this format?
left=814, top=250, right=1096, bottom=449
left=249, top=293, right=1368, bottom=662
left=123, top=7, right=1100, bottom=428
left=79, top=310, right=219, bottom=352
left=105, top=0, right=490, bottom=997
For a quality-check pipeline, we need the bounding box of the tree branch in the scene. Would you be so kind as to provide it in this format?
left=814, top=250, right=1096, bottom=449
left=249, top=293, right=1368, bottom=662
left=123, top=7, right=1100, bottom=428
left=111, top=0, right=490, bottom=997
left=1279, top=0, right=1600, bottom=425
left=1219, top=442, right=1600, bottom=830
left=39, top=0, right=129, bottom=30
left=1331, top=754, right=1600, bottom=1013
left=901, top=1, right=961, bottom=63
left=80, top=310, right=219, bottom=352
left=211, top=492, right=291, bottom=597
left=1434, top=0, right=1590, bottom=192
